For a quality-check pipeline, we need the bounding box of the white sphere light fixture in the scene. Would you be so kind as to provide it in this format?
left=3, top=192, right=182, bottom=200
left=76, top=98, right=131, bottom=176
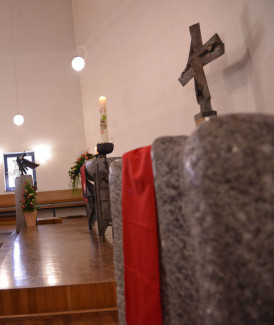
left=71, top=56, right=85, bottom=71
left=71, top=46, right=87, bottom=71
left=13, top=114, right=24, bottom=126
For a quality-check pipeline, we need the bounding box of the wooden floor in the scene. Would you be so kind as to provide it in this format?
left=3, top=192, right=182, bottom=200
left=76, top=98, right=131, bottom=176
left=0, top=217, right=118, bottom=324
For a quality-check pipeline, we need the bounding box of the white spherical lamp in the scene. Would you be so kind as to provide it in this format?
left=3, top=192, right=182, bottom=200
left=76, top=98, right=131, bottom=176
left=71, top=56, right=85, bottom=71
left=13, top=114, right=24, bottom=126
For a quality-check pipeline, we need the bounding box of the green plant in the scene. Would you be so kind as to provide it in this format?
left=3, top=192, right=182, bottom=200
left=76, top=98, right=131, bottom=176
left=68, top=151, right=94, bottom=191
left=21, top=180, right=37, bottom=212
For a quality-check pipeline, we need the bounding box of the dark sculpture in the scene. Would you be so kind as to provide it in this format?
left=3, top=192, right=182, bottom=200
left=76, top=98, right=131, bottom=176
left=179, top=23, right=225, bottom=125
left=16, top=152, right=40, bottom=175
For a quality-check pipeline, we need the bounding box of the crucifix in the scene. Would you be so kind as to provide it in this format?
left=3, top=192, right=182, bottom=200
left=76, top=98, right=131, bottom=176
left=179, top=23, right=225, bottom=126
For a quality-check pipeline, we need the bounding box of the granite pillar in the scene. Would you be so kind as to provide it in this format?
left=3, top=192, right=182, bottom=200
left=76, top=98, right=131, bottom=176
left=108, top=159, right=125, bottom=325
left=183, top=114, right=274, bottom=324
left=15, top=175, right=32, bottom=233
left=152, top=135, right=198, bottom=325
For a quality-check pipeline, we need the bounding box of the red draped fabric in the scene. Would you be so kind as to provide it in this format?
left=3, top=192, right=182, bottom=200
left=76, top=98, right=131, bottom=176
left=122, top=146, right=162, bottom=325
left=80, top=164, right=88, bottom=203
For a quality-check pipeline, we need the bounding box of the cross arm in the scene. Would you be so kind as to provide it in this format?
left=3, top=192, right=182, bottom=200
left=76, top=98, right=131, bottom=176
left=178, top=33, right=224, bottom=87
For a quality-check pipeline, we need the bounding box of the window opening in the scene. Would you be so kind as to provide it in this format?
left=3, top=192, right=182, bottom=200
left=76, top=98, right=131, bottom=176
left=3, top=152, right=37, bottom=192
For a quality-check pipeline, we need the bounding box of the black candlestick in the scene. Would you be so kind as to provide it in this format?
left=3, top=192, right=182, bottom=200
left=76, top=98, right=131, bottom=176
left=96, top=142, right=114, bottom=171
left=96, top=142, right=114, bottom=156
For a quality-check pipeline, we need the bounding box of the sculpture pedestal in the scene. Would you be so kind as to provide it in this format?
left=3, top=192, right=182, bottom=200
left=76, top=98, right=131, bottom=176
left=15, top=175, right=33, bottom=233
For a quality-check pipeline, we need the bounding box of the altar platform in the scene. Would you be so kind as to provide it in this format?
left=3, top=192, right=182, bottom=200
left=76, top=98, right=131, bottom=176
left=0, top=217, right=118, bottom=324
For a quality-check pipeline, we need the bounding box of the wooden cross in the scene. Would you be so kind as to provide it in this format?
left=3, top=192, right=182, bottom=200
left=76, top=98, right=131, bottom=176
left=179, top=23, right=225, bottom=126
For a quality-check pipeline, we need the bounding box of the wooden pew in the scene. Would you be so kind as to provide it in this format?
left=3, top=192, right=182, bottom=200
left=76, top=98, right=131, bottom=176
left=0, top=189, right=86, bottom=218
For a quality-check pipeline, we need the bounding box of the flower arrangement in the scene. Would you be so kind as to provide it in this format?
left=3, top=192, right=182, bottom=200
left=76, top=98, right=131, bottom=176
left=68, top=151, right=94, bottom=191
left=21, top=180, right=37, bottom=212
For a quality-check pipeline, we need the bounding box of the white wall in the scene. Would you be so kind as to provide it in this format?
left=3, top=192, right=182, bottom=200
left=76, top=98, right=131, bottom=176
left=0, top=0, right=86, bottom=194
left=73, top=0, right=274, bottom=157
left=0, top=0, right=272, bottom=194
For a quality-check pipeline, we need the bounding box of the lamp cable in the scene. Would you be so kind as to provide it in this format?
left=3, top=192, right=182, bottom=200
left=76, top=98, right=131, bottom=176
left=9, top=0, right=20, bottom=116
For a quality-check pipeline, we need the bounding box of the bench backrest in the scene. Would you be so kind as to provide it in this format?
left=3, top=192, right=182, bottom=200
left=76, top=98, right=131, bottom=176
left=0, top=189, right=84, bottom=208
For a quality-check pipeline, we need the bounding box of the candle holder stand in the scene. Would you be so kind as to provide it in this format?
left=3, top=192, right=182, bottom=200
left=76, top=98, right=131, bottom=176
left=93, top=142, right=114, bottom=241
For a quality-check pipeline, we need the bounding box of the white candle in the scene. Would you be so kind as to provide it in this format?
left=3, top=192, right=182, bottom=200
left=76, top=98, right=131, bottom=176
left=99, top=96, right=108, bottom=143
left=99, top=96, right=106, bottom=110
left=94, top=146, right=98, bottom=154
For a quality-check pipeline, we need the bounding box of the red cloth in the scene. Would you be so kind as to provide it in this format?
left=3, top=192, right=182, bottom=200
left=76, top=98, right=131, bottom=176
left=122, top=146, right=162, bottom=325
left=80, top=165, right=88, bottom=203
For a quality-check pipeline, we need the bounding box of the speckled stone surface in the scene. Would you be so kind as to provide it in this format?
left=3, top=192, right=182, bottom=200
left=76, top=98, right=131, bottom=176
left=109, top=159, right=125, bottom=325
left=152, top=135, right=198, bottom=325
left=184, top=114, right=274, bottom=324
left=15, top=175, right=32, bottom=233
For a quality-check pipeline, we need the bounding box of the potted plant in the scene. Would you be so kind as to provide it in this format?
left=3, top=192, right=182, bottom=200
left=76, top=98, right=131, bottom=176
left=21, top=179, right=38, bottom=227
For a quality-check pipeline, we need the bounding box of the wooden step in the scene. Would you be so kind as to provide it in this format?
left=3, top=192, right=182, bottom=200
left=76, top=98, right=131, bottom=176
left=0, top=309, right=119, bottom=324
left=0, top=282, right=117, bottom=317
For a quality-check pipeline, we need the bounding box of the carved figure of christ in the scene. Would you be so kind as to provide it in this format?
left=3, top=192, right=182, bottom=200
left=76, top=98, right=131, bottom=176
left=179, top=23, right=224, bottom=125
